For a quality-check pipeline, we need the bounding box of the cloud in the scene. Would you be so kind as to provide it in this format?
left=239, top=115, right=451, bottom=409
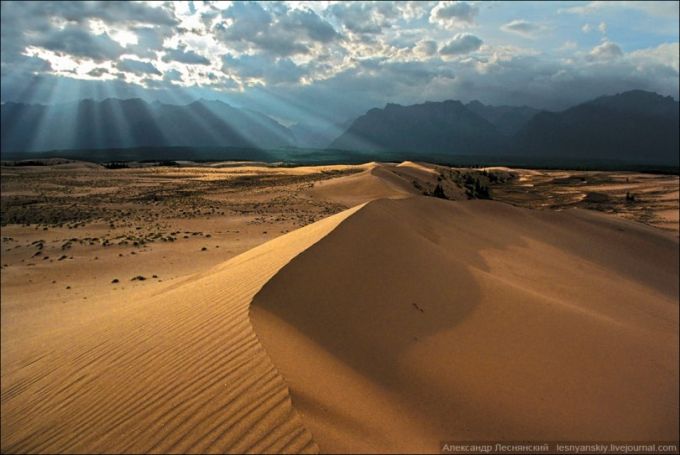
left=0, top=1, right=178, bottom=65
left=285, top=8, right=338, bottom=42
left=328, top=2, right=399, bottom=35
left=587, top=40, right=623, bottom=61
left=440, top=33, right=483, bottom=55
left=582, top=21, right=607, bottom=35
left=562, top=1, right=679, bottom=18
left=215, top=2, right=337, bottom=56
left=163, top=69, right=183, bottom=82
left=54, top=1, right=178, bottom=26
left=87, top=67, right=109, bottom=78
left=128, top=26, right=174, bottom=58
left=34, top=26, right=127, bottom=61
left=629, top=42, right=679, bottom=72
left=117, top=59, right=162, bottom=76
left=414, top=40, right=438, bottom=57
left=430, top=2, right=479, bottom=28
left=162, top=48, right=210, bottom=65
left=223, top=54, right=306, bottom=84
left=0, top=0, right=678, bottom=126
left=501, top=20, right=546, bottom=38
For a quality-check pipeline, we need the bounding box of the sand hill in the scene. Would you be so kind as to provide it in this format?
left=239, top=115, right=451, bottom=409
left=1, top=203, right=367, bottom=453
left=252, top=197, right=679, bottom=452
left=308, top=161, right=464, bottom=207
left=1, top=163, right=678, bottom=453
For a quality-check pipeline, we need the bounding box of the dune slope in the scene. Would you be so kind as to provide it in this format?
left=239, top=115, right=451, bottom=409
left=251, top=196, right=679, bottom=453
left=1, top=203, right=365, bottom=454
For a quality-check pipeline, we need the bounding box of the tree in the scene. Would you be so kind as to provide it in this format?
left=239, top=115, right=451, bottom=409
left=432, top=184, right=447, bottom=199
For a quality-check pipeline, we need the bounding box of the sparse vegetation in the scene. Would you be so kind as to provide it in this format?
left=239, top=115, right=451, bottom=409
left=461, top=173, right=491, bottom=199
left=431, top=184, right=447, bottom=199
left=103, top=162, right=130, bottom=169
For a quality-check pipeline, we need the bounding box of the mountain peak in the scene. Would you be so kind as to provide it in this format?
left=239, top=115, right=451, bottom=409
left=330, top=98, right=502, bottom=154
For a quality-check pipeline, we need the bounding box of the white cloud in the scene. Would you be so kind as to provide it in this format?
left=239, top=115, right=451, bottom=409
left=440, top=33, right=483, bottom=55
left=414, top=40, right=438, bottom=58
left=587, top=40, right=623, bottom=61
left=629, top=42, right=680, bottom=72
left=562, top=1, right=679, bottom=17
left=429, top=1, right=478, bottom=28
left=501, top=20, right=546, bottom=38
left=582, top=21, right=607, bottom=36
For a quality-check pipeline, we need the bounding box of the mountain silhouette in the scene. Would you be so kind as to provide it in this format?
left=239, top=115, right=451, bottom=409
left=515, top=90, right=679, bottom=166
left=465, top=101, right=539, bottom=135
left=1, top=98, right=294, bottom=153
left=2, top=90, right=678, bottom=167
left=328, top=90, right=678, bottom=166
left=328, top=100, right=504, bottom=155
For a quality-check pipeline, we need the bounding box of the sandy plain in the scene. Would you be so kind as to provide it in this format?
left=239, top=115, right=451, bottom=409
left=1, top=160, right=678, bottom=453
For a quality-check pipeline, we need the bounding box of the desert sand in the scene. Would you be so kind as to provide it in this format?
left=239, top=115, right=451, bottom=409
left=253, top=196, right=679, bottom=452
left=1, top=161, right=678, bottom=453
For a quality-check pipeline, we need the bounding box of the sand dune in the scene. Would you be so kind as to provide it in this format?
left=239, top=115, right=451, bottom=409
left=2, top=163, right=678, bottom=454
left=307, top=161, right=466, bottom=207
left=1, top=204, right=366, bottom=453
left=252, top=196, right=679, bottom=453
left=307, top=163, right=417, bottom=207
left=396, top=160, right=439, bottom=175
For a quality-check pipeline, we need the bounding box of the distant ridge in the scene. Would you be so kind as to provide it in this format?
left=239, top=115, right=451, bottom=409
left=465, top=101, right=540, bottom=135
left=0, top=98, right=295, bottom=153
left=328, top=90, right=679, bottom=166
left=2, top=91, right=678, bottom=167
left=329, top=100, right=504, bottom=155
left=515, top=90, right=679, bottom=166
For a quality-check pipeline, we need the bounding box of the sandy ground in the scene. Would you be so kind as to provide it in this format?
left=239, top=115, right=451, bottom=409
left=252, top=197, right=678, bottom=452
left=1, top=161, right=678, bottom=453
left=488, top=169, right=679, bottom=233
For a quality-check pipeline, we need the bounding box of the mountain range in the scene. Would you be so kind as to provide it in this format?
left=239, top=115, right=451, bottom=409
left=2, top=90, right=678, bottom=166
left=332, top=90, right=678, bottom=166
left=515, top=90, right=679, bottom=165
left=0, top=98, right=295, bottom=153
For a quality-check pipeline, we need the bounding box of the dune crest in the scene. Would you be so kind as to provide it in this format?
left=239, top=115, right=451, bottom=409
left=307, top=161, right=463, bottom=207
left=1, top=203, right=365, bottom=453
left=252, top=196, right=679, bottom=453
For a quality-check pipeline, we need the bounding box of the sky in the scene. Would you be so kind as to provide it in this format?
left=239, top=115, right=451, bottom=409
left=1, top=0, right=678, bottom=126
